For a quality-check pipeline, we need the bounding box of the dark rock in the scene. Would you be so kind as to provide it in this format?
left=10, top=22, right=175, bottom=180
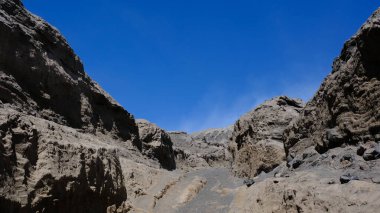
left=290, top=159, right=304, bottom=169
left=243, top=179, right=255, bottom=187
left=357, top=145, right=367, bottom=156
left=328, top=179, right=336, bottom=184
left=323, top=128, right=344, bottom=150
left=340, top=154, right=354, bottom=163
left=363, top=147, right=380, bottom=161
left=340, top=174, right=359, bottom=184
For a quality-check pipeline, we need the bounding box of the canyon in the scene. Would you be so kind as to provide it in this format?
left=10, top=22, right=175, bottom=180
left=0, top=0, right=380, bottom=212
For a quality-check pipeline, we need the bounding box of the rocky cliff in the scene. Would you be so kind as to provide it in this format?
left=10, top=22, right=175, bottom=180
left=1, top=0, right=380, bottom=212
left=0, top=1, right=175, bottom=212
left=284, top=9, right=380, bottom=159
left=0, top=0, right=139, bottom=146
left=229, top=96, right=304, bottom=178
left=229, top=8, right=380, bottom=213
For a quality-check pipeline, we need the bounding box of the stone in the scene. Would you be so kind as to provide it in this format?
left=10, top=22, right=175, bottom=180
left=340, top=174, right=359, bottom=184
left=230, top=96, right=304, bottom=178
left=2, top=0, right=380, bottom=212
left=290, top=159, right=304, bottom=169
left=0, top=1, right=176, bottom=211
left=340, top=154, right=354, bottom=163
left=169, top=126, right=233, bottom=169
left=0, top=0, right=140, bottom=147
left=363, top=147, right=380, bottom=161
left=243, top=179, right=255, bottom=187
left=357, top=145, right=367, bottom=156
left=135, top=119, right=176, bottom=170
left=372, top=177, right=380, bottom=184
left=284, top=8, right=380, bottom=157
left=230, top=8, right=380, bottom=213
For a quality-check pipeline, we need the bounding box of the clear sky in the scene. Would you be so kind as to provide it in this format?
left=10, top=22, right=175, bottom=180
left=23, top=0, right=378, bottom=133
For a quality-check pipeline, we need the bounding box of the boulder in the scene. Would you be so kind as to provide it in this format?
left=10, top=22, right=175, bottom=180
left=230, top=96, right=304, bottom=178
left=135, top=119, right=176, bottom=170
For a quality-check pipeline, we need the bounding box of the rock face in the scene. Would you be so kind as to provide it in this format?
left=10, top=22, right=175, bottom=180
left=0, top=0, right=139, bottom=147
left=0, top=1, right=173, bottom=212
left=229, top=96, right=304, bottom=178
left=0, top=107, right=129, bottom=212
left=169, top=126, right=233, bottom=169
left=229, top=8, right=380, bottom=213
left=135, top=119, right=175, bottom=170
left=284, top=9, right=380, bottom=158
left=1, top=0, right=380, bottom=212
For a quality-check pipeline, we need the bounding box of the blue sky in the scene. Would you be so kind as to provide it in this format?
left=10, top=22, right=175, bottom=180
left=24, top=0, right=378, bottom=132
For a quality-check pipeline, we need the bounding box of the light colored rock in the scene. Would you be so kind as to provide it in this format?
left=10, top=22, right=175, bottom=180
left=169, top=126, right=233, bottom=169
left=135, top=119, right=176, bottom=170
left=0, top=107, right=129, bottom=212
left=230, top=8, right=380, bottom=213
left=230, top=96, right=304, bottom=178
left=229, top=170, right=380, bottom=213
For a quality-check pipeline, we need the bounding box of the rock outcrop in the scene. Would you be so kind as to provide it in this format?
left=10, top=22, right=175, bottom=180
left=284, top=9, right=380, bottom=159
left=135, top=119, right=175, bottom=170
left=2, top=0, right=380, bottom=212
left=229, top=96, right=304, bottom=178
left=169, top=126, right=233, bottom=169
left=0, top=0, right=139, bottom=147
left=0, top=107, right=129, bottom=212
left=0, top=1, right=172, bottom=212
left=229, top=8, right=380, bottom=213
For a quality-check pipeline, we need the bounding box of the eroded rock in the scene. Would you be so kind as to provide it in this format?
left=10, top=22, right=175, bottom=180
left=169, top=126, right=233, bottom=169
left=229, top=96, right=304, bottom=178
left=135, top=119, right=176, bottom=170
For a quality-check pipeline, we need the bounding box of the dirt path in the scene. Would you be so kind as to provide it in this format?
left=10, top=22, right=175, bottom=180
left=142, top=168, right=242, bottom=213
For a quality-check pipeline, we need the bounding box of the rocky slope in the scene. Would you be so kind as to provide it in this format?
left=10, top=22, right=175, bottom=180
left=0, top=0, right=139, bottom=146
left=0, top=107, right=130, bottom=212
left=229, top=8, right=380, bottom=213
left=229, top=96, right=304, bottom=178
left=1, top=0, right=380, bottom=212
left=283, top=9, right=380, bottom=159
left=0, top=1, right=175, bottom=212
left=169, top=126, right=233, bottom=169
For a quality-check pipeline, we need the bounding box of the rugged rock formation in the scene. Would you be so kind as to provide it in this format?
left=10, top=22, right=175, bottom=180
left=0, top=107, right=130, bottom=212
left=230, top=166, right=380, bottom=213
left=1, top=0, right=380, bottom=212
left=169, top=126, right=233, bottom=169
left=229, top=96, right=304, bottom=178
left=0, top=0, right=139, bottom=147
left=283, top=9, right=380, bottom=159
left=229, top=8, right=380, bottom=213
left=0, top=1, right=173, bottom=212
left=135, top=119, right=175, bottom=170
